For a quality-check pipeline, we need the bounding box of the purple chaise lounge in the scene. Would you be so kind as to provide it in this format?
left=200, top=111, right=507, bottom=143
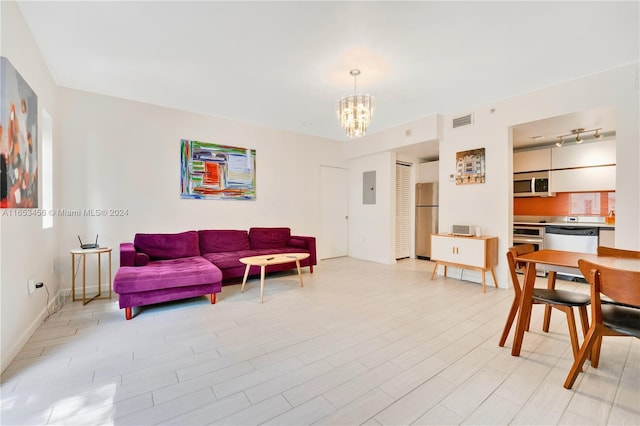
left=113, top=227, right=316, bottom=320
left=114, top=231, right=222, bottom=320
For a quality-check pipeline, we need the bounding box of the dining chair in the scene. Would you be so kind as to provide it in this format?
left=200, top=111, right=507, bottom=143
left=584, top=246, right=640, bottom=368
left=597, top=245, right=640, bottom=259
left=499, top=244, right=591, bottom=361
left=564, top=259, right=640, bottom=389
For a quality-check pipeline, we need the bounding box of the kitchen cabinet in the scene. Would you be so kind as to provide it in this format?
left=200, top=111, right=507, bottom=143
left=599, top=228, right=615, bottom=248
left=551, top=139, right=616, bottom=169
left=550, top=165, right=616, bottom=192
left=417, top=160, right=439, bottom=183
left=513, top=148, right=551, bottom=173
left=430, top=234, right=498, bottom=293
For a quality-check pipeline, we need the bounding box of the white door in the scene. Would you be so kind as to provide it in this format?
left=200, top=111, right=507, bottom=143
left=320, top=166, right=348, bottom=259
left=395, top=163, right=411, bottom=259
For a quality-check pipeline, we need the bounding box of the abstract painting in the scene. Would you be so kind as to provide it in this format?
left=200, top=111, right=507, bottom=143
left=455, top=147, right=485, bottom=185
left=1, top=56, right=39, bottom=208
left=181, top=139, right=256, bottom=200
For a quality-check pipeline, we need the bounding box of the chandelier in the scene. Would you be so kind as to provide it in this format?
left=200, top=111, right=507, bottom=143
left=336, top=69, right=374, bottom=138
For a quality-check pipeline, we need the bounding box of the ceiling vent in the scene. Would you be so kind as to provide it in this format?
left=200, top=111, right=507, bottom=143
left=452, top=113, right=474, bottom=129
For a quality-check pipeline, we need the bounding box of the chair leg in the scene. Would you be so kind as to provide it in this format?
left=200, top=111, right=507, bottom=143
left=210, top=293, right=216, bottom=304
left=125, top=307, right=132, bottom=320
left=577, top=305, right=591, bottom=361
left=524, top=303, right=533, bottom=332
left=543, top=305, right=552, bottom=332
left=542, top=271, right=557, bottom=332
left=562, top=306, right=581, bottom=360
left=564, top=325, right=601, bottom=389
left=499, top=296, right=521, bottom=347
left=591, top=335, right=603, bottom=368
left=578, top=306, right=589, bottom=336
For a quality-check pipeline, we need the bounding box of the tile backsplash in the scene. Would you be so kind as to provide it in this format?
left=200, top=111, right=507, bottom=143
left=514, top=191, right=615, bottom=217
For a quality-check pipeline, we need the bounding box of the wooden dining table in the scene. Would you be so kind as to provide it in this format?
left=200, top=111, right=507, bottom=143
left=511, top=249, right=640, bottom=357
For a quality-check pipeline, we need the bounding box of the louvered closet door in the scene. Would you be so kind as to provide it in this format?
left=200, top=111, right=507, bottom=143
left=396, top=163, right=411, bottom=259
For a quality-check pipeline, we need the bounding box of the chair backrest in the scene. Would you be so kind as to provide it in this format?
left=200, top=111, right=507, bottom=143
left=506, top=244, right=535, bottom=294
left=597, top=246, right=640, bottom=259
left=578, top=259, right=640, bottom=308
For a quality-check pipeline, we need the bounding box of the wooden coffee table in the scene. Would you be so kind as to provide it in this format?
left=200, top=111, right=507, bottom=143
left=239, top=253, right=310, bottom=303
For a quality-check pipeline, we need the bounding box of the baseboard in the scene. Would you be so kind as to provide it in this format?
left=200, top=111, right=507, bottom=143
left=1, top=287, right=69, bottom=373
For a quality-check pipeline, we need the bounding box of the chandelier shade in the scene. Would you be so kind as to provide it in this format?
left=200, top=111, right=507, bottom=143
left=336, top=69, right=374, bottom=138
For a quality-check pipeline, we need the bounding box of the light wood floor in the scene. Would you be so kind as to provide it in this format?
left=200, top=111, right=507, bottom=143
left=2, top=257, right=638, bottom=425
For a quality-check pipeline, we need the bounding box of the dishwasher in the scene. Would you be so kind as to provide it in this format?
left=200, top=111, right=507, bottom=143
left=544, top=226, right=599, bottom=278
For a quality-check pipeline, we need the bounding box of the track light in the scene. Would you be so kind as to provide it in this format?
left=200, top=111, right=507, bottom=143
left=554, top=127, right=602, bottom=147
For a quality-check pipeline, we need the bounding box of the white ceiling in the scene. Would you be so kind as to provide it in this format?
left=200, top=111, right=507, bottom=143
left=17, top=1, right=639, bottom=154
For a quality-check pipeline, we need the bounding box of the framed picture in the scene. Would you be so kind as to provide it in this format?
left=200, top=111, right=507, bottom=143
left=456, top=148, right=485, bottom=185
left=180, top=139, right=256, bottom=200
left=1, top=56, right=39, bottom=208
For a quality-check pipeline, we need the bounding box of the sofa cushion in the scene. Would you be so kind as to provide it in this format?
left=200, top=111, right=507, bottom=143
left=199, top=230, right=250, bottom=254
left=249, top=227, right=291, bottom=250
left=135, top=252, right=150, bottom=266
left=203, top=247, right=309, bottom=270
left=288, top=238, right=308, bottom=249
left=114, top=256, right=222, bottom=293
left=134, top=231, right=200, bottom=260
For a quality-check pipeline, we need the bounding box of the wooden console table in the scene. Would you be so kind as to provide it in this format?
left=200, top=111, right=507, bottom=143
left=430, top=234, right=498, bottom=293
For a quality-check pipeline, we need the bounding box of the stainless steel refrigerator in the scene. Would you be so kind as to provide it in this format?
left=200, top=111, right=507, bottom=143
left=415, top=182, right=439, bottom=259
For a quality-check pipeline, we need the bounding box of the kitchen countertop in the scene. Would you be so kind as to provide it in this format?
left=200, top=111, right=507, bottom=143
left=514, top=215, right=615, bottom=228
left=514, top=221, right=615, bottom=228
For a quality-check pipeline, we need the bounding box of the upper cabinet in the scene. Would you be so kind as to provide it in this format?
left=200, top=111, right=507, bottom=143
left=514, top=139, right=617, bottom=193
left=417, top=160, right=439, bottom=182
left=550, top=166, right=616, bottom=192
left=513, top=148, right=551, bottom=173
left=550, top=139, right=617, bottom=192
left=551, top=139, right=616, bottom=169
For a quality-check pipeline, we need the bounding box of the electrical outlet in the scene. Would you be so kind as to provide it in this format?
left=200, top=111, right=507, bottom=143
left=27, top=278, right=36, bottom=294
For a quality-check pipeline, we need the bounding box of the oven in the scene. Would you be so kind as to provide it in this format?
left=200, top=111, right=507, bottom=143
left=513, top=225, right=547, bottom=275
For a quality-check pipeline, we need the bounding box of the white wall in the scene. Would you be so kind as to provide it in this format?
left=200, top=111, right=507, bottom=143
left=54, top=88, right=345, bottom=290
left=347, top=151, right=396, bottom=264
left=1, top=1, right=59, bottom=372
left=343, top=115, right=439, bottom=160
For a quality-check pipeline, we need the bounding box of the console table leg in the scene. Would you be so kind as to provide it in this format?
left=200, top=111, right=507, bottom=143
left=430, top=262, right=439, bottom=280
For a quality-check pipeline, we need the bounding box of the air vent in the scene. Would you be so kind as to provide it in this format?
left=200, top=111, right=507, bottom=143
left=452, top=113, right=474, bottom=128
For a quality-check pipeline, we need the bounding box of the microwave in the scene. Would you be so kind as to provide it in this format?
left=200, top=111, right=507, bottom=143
left=513, top=171, right=555, bottom=197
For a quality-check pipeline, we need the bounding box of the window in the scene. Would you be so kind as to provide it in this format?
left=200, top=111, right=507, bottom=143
left=42, top=110, right=53, bottom=229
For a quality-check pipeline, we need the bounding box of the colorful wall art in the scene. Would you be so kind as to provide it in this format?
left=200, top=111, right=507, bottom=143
left=455, top=147, right=485, bottom=185
left=1, top=56, right=39, bottom=208
left=180, top=139, right=256, bottom=200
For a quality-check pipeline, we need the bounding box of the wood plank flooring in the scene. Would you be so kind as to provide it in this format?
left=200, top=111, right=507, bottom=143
left=1, top=257, right=638, bottom=425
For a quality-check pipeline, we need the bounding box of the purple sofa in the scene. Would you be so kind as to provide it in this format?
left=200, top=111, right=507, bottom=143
left=113, top=227, right=316, bottom=319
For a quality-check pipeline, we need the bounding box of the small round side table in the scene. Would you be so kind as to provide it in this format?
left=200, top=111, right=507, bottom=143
left=70, top=246, right=112, bottom=305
